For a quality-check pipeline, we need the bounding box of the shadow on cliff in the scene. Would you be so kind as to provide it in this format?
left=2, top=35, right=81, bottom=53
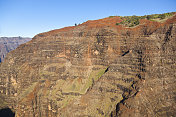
left=0, top=108, right=15, bottom=117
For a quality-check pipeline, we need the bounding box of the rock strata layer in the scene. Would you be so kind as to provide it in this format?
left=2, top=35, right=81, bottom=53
left=0, top=14, right=176, bottom=117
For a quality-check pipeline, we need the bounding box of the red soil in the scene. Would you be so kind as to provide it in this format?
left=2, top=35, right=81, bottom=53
left=34, top=14, right=176, bottom=38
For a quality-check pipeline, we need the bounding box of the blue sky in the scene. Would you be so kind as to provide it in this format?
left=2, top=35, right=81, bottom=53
left=0, top=0, right=176, bottom=38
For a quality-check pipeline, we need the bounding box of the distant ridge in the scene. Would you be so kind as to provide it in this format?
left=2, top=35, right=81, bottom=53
left=0, top=37, right=31, bottom=62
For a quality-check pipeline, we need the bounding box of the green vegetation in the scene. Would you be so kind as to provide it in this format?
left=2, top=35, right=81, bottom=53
left=61, top=66, right=108, bottom=94
left=115, top=12, right=175, bottom=27
left=80, top=67, right=108, bottom=94
left=116, top=15, right=140, bottom=27
left=109, top=16, right=115, bottom=18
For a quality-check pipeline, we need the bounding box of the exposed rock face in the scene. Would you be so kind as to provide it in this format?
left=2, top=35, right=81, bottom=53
left=0, top=37, right=31, bottom=62
left=0, top=14, right=176, bottom=117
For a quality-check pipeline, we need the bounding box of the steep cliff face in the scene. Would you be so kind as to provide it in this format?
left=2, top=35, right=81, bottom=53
left=0, top=37, right=31, bottom=62
left=0, top=14, right=176, bottom=117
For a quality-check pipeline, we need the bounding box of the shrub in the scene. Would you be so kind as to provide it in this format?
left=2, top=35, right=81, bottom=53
left=116, top=23, right=120, bottom=25
left=115, top=12, right=175, bottom=27
left=158, top=14, right=166, bottom=19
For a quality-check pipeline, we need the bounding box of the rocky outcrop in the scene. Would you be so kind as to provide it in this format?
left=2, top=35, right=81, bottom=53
left=0, top=14, right=176, bottom=117
left=0, top=37, right=31, bottom=62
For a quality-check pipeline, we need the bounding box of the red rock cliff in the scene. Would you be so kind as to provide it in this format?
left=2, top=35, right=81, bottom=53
left=0, top=14, right=176, bottom=117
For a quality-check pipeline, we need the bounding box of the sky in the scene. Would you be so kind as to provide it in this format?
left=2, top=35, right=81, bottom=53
left=0, top=0, right=176, bottom=38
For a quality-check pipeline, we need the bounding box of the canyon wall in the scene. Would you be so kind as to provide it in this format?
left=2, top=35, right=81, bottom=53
left=0, top=15, right=176, bottom=117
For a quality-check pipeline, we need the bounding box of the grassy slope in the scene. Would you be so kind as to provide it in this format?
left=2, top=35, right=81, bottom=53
left=115, top=12, right=176, bottom=27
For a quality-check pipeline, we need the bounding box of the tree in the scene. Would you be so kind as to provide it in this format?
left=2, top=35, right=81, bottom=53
left=146, top=15, right=152, bottom=20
